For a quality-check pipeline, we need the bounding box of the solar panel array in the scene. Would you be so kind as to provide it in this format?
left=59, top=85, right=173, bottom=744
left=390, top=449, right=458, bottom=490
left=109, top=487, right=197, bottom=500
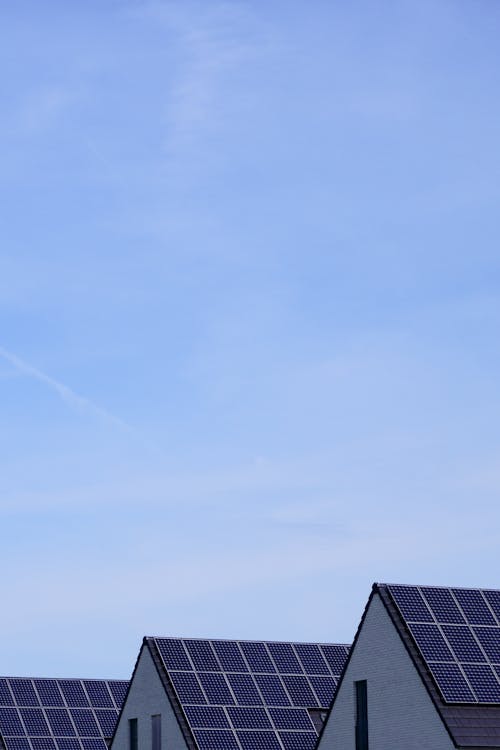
left=0, top=679, right=129, bottom=750
left=152, top=638, right=350, bottom=750
left=387, top=585, right=500, bottom=704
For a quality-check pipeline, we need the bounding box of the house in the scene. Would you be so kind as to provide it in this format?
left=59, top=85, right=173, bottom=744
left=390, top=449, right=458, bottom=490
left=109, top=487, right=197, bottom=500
left=0, top=677, right=129, bottom=750
left=110, top=637, right=350, bottom=750
left=317, top=583, right=500, bottom=750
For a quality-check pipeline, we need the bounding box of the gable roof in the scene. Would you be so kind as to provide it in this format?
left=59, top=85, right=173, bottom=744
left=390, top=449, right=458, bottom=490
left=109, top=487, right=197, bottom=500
left=0, top=677, right=129, bottom=750
left=143, top=636, right=350, bottom=750
left=378, top=584, right=500, bottom=748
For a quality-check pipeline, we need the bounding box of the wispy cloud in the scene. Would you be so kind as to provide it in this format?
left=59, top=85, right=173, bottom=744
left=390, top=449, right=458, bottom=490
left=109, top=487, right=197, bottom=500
left=0, top=346, right=132, bottom=432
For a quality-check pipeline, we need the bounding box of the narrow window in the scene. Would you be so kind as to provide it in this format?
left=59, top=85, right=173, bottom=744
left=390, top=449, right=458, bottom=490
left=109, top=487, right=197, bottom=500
left=129, top=719, right=138, bottom=750
left=152, top=714, right=161, bottom=750
left=355, top=680, right=368, bottom=750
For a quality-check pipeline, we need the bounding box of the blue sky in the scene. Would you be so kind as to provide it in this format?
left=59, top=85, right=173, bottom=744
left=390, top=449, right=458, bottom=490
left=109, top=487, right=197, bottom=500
left=2, top=0, right=500, bottom=678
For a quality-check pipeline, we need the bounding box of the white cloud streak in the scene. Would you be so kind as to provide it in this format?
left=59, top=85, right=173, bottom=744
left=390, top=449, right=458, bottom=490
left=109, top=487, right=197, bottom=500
left=0, top=345, right=132, bottom=432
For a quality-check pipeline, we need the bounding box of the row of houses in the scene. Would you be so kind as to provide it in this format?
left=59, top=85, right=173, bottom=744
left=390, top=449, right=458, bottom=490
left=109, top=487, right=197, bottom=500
left=2, top=583, right=500, bottom=750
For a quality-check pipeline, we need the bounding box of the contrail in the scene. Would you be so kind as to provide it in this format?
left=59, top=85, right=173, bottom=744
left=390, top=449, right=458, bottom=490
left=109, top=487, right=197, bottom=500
left=0, top=346, right=132, bottom=432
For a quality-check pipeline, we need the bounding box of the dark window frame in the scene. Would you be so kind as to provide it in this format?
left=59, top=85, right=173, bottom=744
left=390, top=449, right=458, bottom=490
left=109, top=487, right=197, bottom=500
left=355, top=680, right=368, bottom=750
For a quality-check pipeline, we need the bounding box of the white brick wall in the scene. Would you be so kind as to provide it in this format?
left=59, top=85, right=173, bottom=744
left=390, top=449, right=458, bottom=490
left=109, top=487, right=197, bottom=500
left=111, top=645, right=189, bottom=750
left=318, top=593, right=455, bottom=750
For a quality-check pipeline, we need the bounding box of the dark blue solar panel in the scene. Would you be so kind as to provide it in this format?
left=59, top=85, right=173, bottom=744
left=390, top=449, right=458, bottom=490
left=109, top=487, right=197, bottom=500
left=32, top=739, right=57, bottom=750
left=408, top=624, right=454, bottom=661
left=185, top=642, right=220, bottom=672
left=183, top=707, right=230, bottom=729
left=170, top=673, right=206, bottom=705
left=428, top=664, right=475, bottom=702
left=212, top=643, right=248, bottom=673
left=484, top=591, right=500, bottom=623
left=4, top=739, right=31, bottom=750
left=319, top=645, right=349, bottom=676
left=462, top=665, right=500, bottom=702
left=198, top=674, right=234, bottom=706
left=69, top=711, right=100, bottom=737
left=10, top=681, right=39, bottom=707
left=474, top=628, right=500, bottom=664
left=240, top=644, right=275, bottom=674
left=0, top=707, right=25, bottom=735
left=33, top=682, right=64, bottom=708
left=55, top=739, right=81, bottom=750
left=267, top=644, right=302, bottom=675
left=279, top=732, right=317, bottom=750
left=281, top=677, right=318, bottom=708
left=227, top=707, right=271, bottom=729
left=194, top=730, right=239, bottom=750
left=45, top=709, right=76, bottom=737
left=441, top=626, right=485, bottom=662
left=421, top=587, right=466, bottom=624
left=253, top=676, right=290, bottom=707
left=294, top=645, right=329, bottom=675
left=237, top=731, right=281, bottom=750
left=388, top=585, right=434, bottom=623
left=309, top=676, right=336, bottom=708
left=82, top=683, right=113, bottom=710
left=226, top=674, right=262, bottom=706
left=452, top=589, right=497, bottom=626
left=80, top=740, right=107, bottom=750
left=94, top=710, right=118, bottom=737
left=58, top=684, right=88, bottom=709
left=156, top=640, right=191, bottom=671
left=0, top=680, right=15, bottom=706
left=19, top=709, right=51, bottom=736
left=268, top=708, right=314, bottom=731
left=107, top=682, right=128, bottom=708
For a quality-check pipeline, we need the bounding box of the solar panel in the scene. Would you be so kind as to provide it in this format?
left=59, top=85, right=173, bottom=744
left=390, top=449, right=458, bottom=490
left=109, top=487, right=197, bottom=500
left=152, top=637, right=349, bottom=750
left=387, top=584, right=500, bottom=704
left=0, top=677, right=128, bottom=750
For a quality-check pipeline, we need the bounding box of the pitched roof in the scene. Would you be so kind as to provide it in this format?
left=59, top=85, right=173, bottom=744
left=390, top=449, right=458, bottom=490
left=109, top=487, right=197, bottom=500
left=144, top=636, right=350, bottom=750
left=378, top=583, right=500, bottom=747
left=0, top=677, right=129, bottom=750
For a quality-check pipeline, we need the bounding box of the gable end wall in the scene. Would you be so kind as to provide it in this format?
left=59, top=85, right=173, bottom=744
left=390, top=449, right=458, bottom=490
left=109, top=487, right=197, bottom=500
left=318, top=592, right=456, bottom=750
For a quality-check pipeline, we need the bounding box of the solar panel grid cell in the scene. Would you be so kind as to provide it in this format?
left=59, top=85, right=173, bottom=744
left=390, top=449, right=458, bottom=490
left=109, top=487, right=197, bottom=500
left=319, top=645, right=349, bottom=676
left=9, top=683, right=39, bottom=708
left=0, top=680, right=14, bottom=706
left=211, top=643, right=248, bottom=673
left=253, top=676, right=290, bottom=707
left=156, top=640, right=192, bottom=671
left=407, top=623, right=454, bottom=661
left=80, top=739, right=108, bottom=750
left=4, top=738, right=31, bottom=750
left=184, top=642, right=221, bottom=673
left=461, top=665, right=500, bottom=703
left=237, top=730, right=281, bottom=750
left=388, top=585, right=434, bottom=622
left=441, top=625, right=485, bottom=663
left=427, top=664, right=475, bottom=702
left=452, top=589, right=497, bottom=625
left=31, top=738, right=56, bottom=750
left=33, top=684, right=64, bottom=709
left=55, top=738, right=81, bottom=750
left=227, top=708, right=271, bottom=730
left=226, top=675, right=263, bottom=707
left=281, top=677, right=317, bottom=708
left=183, top=706, right=230, bottom=729
left=197, top=674, right=235, bottom=706
left=484, top=591, right=500, bottom=623
left=170, top=673, right=206, bottom=705
left=68, top=711, right=100, bottom=737
left=240, top=645, right=275, bottom=674
left=474, top=628, right=500, bottom=663
left=107, top=682, right=128, bottom=709
left=308, top=676, right=337, bottom=708
left=266, top=645, right=302, bottom=675
left=58, top=685, right=88, bottom=709
left=0, top=708, right=25, bottom=736
left=421, top=587, right=465, bottom=624
left=193, top=729, right=239, bottom=750
left=294, top=645, right=329, bottom=676
left=19, top=710, right=50, bottom=737
left=82, top=684, right=113, bottom=710
left=268, top=708, right=314, bottom=731
left=45, top=709, right=76, bottom=737
left=279, top=732, right=317, bottom=750
left=94, top=710, right=118, bottom=737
